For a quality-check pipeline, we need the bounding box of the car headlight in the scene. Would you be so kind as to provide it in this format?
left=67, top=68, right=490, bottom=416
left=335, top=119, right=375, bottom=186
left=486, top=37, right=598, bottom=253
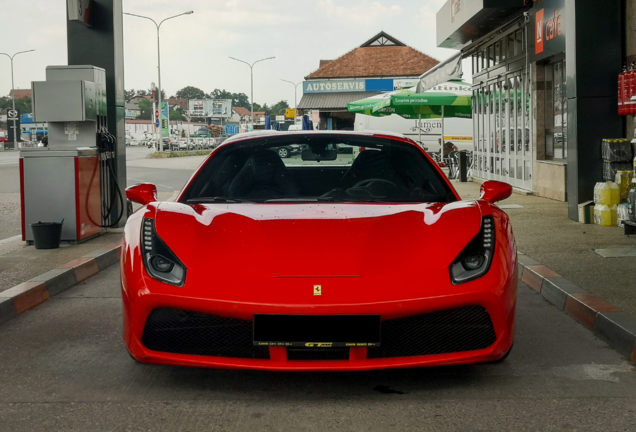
left=450, top=216, right=495, bottom=284
left=141, top=218, right=186, bottom=286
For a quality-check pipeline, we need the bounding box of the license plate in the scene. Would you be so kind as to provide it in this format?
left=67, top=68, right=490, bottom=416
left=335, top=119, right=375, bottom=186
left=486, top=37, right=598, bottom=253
left=253, top=314, right=381, bottom=347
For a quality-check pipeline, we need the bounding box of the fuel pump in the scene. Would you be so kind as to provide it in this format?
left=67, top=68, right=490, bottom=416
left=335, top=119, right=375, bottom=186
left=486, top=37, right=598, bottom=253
left=20, top=65, right=124, bottom=245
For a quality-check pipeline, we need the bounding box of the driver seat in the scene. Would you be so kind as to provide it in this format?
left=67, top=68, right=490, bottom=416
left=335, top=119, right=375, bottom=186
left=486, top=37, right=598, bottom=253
left=339, top=150, right=403, bottom=190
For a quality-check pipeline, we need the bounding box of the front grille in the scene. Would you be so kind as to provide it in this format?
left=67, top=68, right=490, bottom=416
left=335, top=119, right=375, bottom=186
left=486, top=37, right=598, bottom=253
left=141, top=308, right=270, bottom=359
left=287, top=348, right=350, bottom=361
left=368, top=306, right=496, bottom=359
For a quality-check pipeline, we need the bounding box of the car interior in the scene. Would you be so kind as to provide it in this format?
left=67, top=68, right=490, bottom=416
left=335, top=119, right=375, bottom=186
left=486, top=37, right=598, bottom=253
left=180, top=135, right=457, bottom=204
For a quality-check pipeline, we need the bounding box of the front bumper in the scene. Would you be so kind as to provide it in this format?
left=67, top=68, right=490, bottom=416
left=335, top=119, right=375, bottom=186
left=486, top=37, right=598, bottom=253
left=122, top=278, right=516, bottom=371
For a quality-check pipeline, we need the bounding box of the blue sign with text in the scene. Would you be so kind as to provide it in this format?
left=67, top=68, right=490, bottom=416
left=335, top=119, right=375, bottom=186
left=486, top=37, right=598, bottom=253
left=225, top=124, right=239, bottom=135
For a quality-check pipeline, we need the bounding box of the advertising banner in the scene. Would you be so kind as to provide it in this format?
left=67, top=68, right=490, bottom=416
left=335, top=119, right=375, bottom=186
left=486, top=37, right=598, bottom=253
left=529, top=0, right=565, bottom=63
left=161, top=102, right=169, bottom=138
left=304, top=80, right=366, bottom=94
left=189, top=99, right=232, bottom=118
left=7, top=108, right=20, bottom=149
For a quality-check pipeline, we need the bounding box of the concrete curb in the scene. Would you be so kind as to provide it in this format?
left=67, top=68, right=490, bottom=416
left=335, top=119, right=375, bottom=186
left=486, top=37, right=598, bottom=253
left=2, top=237, right=634, bottom=362
left=0, top=240, right=122, bottom=327
left=517, top=253, right=636, bottom=362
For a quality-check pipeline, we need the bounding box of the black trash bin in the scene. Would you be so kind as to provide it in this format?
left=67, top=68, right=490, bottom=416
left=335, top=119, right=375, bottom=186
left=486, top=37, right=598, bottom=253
left=31, top=222, right=63, bottom=249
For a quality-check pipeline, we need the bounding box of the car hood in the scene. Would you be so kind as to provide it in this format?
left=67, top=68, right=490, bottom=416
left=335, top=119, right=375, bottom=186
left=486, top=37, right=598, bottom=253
left=154, top=201, right=482, bottom=278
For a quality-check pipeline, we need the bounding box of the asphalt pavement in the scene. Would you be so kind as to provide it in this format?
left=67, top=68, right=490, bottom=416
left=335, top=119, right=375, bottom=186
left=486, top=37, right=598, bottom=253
left=0, top=264, right=635, bottom=431
left=0, top=148, right=636, bottom=430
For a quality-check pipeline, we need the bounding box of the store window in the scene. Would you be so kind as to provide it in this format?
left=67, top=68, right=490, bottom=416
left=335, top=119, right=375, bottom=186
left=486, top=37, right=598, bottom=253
left=544, top=60, right=567, bottom=160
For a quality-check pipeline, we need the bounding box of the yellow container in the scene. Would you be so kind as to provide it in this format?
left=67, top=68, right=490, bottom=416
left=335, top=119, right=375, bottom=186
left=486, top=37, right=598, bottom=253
left=596, top=181, right=620, bottom=206
left=615, top=171, right=633, bottom=201
left=593, top=182, right=603, bottom=204
left=594, top=204, right=617, bottom=227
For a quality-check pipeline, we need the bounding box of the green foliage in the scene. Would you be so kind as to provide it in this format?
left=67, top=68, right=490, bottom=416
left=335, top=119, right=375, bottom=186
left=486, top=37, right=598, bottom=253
left=209, top=89, right=250, bottom=109
left=124, top=89, right=136, bottom=101
left=270, top=100, right=290, bottom=115
left=0, top=97, right=32, bottom=114
left=137, top=99, right=152, bottom=120
left=176, top=86, right=206, bottom=100
left=169, top=108, right=184, bottom=121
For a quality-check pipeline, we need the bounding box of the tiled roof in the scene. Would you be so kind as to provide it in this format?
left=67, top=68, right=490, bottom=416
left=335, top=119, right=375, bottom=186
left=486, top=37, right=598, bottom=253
left=306, top=32, right=438, bottom=79
left=10, top=89, right=32, bottom=99
left=166, top=98, right=187, bottom=109
left=297, top=92, right=381, bottom=110
left=233, top=107, right=251, bottom=116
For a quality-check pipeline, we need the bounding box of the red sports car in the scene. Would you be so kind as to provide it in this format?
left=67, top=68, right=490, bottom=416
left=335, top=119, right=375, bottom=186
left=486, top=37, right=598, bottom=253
left=122, top=131, right=517, bottom=371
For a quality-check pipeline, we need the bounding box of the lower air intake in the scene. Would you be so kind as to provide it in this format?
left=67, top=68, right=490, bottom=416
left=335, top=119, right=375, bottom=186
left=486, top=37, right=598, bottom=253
left=141, top=308, right=269, bottom=359
left=368, top=306, right=496, bottom=358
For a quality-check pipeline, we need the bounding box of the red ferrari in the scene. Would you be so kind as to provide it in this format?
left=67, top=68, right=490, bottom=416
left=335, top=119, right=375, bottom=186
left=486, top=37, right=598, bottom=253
left=122, top=131, right=517, bottom=371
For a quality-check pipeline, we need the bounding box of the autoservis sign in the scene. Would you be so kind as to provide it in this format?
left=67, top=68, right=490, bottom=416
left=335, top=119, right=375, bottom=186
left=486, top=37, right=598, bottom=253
left=530, top=0, right=565, bottom=63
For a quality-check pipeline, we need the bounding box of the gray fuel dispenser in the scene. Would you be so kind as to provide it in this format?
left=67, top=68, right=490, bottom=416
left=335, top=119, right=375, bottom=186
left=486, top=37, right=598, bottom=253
left=20, top=65, right=121, bottom=244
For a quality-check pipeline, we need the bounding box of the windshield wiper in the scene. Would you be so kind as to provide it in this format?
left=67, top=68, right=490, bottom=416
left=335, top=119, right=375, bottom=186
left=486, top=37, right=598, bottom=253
left=187, top=197, right=249, bottom=203
left=263, top=198, right=319, bottom=202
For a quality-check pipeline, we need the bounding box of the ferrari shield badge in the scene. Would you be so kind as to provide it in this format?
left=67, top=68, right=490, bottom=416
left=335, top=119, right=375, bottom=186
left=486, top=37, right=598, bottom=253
left=313, top=285, right=322, bottom=296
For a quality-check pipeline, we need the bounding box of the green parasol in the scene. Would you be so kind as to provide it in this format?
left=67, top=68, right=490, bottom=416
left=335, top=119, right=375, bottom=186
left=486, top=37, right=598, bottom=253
left=347, top=79, right=473, bottom=157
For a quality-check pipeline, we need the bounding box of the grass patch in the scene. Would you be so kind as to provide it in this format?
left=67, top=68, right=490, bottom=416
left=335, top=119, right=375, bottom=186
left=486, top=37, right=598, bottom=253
left=146, top=150, right=212, bottom=159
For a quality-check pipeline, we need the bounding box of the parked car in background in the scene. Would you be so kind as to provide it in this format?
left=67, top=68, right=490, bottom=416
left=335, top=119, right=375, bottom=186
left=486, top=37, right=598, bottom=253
left=271, top=144, right=302, bottom=158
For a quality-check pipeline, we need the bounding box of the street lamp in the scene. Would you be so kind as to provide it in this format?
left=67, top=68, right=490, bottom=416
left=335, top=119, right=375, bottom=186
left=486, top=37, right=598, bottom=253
left=124, top=10, right=193, bottom=150
left=280, top=79, right=301, bottom=109
left=229, top=56, right=275, bottom=129
left=0, top=49, right=35, bottom=150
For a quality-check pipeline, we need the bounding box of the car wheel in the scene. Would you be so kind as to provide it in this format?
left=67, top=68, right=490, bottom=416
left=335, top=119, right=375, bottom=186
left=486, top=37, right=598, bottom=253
left=278, top=147, right=289, bottom=158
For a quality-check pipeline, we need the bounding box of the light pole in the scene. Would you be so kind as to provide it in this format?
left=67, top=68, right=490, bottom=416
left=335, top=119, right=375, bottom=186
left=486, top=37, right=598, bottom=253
left=229, top=56, right=275, bottom=129
left=124, top=10, right=193, bottom=150
left=280, top=79, right=301, bottom=109
left=0, top=49, right=35, bottom=150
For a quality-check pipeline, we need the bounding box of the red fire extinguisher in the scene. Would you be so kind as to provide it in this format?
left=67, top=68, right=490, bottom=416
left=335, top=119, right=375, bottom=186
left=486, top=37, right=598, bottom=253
left=629, top=63, right=636, bottom=115
left=619, top=64, right=627, bottom=115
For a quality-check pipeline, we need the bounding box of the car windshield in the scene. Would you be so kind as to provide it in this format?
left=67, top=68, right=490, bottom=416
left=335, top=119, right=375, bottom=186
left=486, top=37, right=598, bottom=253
left=180, top=133, right=457, bottom=204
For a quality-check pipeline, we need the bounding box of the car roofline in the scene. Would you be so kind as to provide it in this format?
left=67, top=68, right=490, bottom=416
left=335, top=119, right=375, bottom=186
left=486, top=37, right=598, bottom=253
left=218, top=130, right=415, bottom=149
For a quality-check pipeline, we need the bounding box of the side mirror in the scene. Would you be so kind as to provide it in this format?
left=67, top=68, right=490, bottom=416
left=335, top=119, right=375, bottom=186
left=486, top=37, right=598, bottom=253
left=126, top=183, right=157, bottom=205
left=480, top=180, right=512, bottom=204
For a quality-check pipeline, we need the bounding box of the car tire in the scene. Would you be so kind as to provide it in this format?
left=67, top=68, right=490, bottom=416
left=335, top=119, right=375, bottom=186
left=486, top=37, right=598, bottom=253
left=278, top=147, right=290, bottom=158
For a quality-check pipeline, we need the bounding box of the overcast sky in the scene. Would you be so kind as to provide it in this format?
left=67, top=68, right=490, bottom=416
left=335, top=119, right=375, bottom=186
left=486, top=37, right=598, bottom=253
left=0, top=0, right=465, bottom=106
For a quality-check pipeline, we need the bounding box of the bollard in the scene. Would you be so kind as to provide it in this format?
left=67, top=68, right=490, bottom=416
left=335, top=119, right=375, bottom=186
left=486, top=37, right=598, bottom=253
left=458, top=151, right=468, bottom=182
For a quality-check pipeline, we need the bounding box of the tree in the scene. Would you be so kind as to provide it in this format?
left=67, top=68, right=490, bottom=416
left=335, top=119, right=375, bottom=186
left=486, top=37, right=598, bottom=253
left=209, top=89, right=250, bottom=109
left=169, top=107, right=184, bottom=122
left=137, top=99, right=152, bottom=120
left=124, top=89, right=136, bottom=101
left=0, top=96, right=31, bottom=113
left=270, top=100, right=290, bottom=115
left=176, top=86, right=206, bottom=100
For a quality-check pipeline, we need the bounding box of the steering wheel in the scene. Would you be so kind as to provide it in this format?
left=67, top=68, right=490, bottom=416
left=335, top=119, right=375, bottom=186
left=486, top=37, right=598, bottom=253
left=352, top=179, right=398, bottom=189
left=346, top=179, right=400, bottom=198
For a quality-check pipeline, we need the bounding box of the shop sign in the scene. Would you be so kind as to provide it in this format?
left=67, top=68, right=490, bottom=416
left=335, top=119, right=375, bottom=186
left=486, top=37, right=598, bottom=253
left=285, top=108, right=297, bottom=118
left=304, top=80, right=366, bottom=94
left=161, top=102, right=169, bottom=138
left=529, top=0, right=565, bottom=63
left=67, top=0, right=94, bottom=27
